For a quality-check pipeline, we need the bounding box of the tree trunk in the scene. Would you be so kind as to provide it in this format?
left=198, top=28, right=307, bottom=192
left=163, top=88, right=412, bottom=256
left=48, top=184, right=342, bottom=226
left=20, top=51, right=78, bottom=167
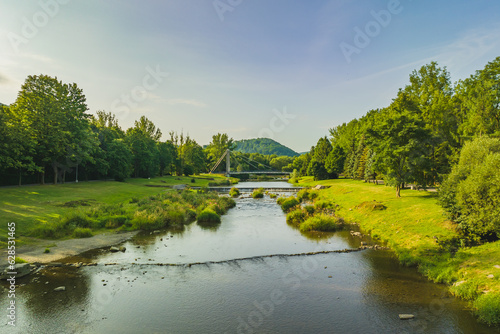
left=18, top=170, right=22, bottom=186
left=53, top=163, right=58, bottom=185
left=41, top=171, right=45, bottom=185
left=396, top=185, right=401, bottom=198
left=63, top=171, right=66, bottom=184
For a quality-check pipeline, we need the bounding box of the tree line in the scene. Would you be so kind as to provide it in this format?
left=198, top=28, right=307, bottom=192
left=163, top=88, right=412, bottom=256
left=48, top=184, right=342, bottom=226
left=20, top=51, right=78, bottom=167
left=289, top=57, right=500, bottom=241
left=0, top=75, right=293, bottom=186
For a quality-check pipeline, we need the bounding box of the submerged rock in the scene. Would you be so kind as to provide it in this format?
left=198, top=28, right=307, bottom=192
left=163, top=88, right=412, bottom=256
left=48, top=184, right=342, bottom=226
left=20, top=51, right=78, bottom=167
left=119, top=246, right=126, bottom=252
left=110, top=247, right=120, bottom=252
left=399, top=314, right=414, bottom=320
left=54, top=286, right=66, bottom=292
left=0, top=263, right=33, bottom=279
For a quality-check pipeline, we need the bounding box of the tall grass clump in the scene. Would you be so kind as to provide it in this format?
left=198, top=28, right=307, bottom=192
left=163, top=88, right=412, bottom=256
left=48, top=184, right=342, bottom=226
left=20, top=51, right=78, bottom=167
left=252, top=188, right=264, bottom=199
left=299, top=214, right=342, bottom=232
left=280, top=196, right=299, bottom=212
left=286, top=209, right=307, bottom=226
left=229, top=187, right=240, bottom=198
left=197, top=208, right=221, bottom=223
left=473, top=293, right=500, bottom=325
left=73, top=227, right=93, bottom=238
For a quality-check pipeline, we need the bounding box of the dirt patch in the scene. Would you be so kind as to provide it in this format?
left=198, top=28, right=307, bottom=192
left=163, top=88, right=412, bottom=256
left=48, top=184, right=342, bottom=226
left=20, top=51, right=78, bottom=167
left=58, top=199, right=96, bottom=207
left=357, top=201, right=387, bottom=211
left=0, top=231, right=138, bottom=265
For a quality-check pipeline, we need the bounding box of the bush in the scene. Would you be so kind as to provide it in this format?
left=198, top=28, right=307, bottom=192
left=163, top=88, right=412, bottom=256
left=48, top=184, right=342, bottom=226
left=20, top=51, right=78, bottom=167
left=276, top=196, right=286, bottom=205
left=297, top=189, right=311, bottom=202
left=73, top=227, right=93, bottom=238
left=44, top=248, right=50, bottom=254
left=252, top=188, right=264, bottom=199
left=286, top=209, right=306, bottom=226
left=304, top=205, right=315, bottom=215
left=439, top=137, right=500, bottom=240
left=15, top=257, right=27, bottom=263
left=313, top=200, right=335, bottom=212
left=473, top=293, right=500, bottom=325
left=197, top=209, right=221, bottom=223
left=280, top=196, right=299, bottom=212
left=269, top=193, right=277, bottom=199
left=299, top=214, right=342, bottom=232
left=229, top=187, right=240, bottom=198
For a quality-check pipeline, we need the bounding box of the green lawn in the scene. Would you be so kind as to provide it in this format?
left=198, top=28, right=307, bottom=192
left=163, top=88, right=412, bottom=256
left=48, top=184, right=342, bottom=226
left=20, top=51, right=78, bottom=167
left=0, top=174, right=233, bottom=246
left=297, top=177, right=500, bottom=325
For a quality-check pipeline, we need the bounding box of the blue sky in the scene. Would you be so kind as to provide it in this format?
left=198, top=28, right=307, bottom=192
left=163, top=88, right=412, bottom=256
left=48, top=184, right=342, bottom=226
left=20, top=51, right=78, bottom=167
left=1, top=0, right=499, bottom=152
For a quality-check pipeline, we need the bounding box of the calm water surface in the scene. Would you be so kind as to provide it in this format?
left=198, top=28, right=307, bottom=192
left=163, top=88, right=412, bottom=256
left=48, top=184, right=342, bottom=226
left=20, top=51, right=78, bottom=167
left=1, top=182, right=499, bottom=334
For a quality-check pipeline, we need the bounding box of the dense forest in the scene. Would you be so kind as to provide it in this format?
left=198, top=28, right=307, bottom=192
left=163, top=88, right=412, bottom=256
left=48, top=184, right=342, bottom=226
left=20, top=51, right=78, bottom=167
left=234, top=138, right=299, bottom=157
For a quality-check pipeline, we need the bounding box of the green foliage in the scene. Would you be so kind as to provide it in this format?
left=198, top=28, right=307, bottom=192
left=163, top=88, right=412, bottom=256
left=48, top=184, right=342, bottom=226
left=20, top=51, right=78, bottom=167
left=439, top=137, right=500, bottom=240
left=44, top=248, right=50, bottom=253
left=15, top=257, right=27, bottom=264
left=197, top=208, right=221, bottom=223
left=299, top=214, right=342, bottom=232
left=286, top=209, right=307, bottom=226
left=325, top=145, right=346, bottom=178
left=450, top=280, right=480, bottom=301
left=473, top=293, right=500, bottom=325
left=229, top=187, right=240, bottom=197
left=234, top=138, right=299, bottom=157
left=252, top=188, right=264, bottom=198
left=280, top=196, right=299, bottom=212
left=313, top=200, right=335, bottom=213
left=73, top=227, right=93, bottom=238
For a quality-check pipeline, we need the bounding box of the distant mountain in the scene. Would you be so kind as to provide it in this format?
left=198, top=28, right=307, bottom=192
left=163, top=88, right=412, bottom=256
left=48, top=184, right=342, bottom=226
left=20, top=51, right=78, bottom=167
left=234, top=138, right=299, bottom=157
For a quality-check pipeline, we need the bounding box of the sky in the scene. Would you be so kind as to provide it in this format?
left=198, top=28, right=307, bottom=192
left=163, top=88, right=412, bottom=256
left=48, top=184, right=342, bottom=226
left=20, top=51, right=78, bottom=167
left=1, top=0, right=499, bottom=153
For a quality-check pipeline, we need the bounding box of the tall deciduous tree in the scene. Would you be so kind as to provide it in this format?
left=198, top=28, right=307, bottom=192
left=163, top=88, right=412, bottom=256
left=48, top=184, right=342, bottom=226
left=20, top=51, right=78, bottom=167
left=206, top=133, right=235, bottom=172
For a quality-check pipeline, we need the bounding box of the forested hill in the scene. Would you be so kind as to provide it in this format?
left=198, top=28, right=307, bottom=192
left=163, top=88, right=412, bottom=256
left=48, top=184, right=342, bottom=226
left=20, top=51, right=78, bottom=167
left=234, top=138, right=299, bottom=157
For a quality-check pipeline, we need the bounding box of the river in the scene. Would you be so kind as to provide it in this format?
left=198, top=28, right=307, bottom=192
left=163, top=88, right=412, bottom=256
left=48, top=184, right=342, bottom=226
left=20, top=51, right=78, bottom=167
left=1, top=181, right=499, bottom=333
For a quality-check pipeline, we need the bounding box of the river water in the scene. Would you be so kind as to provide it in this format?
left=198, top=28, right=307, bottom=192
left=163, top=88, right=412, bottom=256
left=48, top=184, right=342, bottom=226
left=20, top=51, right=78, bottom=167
left=2, top=182, right=499, bottom=334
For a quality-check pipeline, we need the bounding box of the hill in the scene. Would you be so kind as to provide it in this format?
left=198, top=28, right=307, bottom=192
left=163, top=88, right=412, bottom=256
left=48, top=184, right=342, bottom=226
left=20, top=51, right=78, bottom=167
left=234, top=138, right=299, bottom=157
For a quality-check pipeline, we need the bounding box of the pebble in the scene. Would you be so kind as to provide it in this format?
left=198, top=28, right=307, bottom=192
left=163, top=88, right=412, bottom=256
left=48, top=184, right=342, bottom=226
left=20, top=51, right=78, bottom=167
left=399, top=314, right=414, bottom=320
left=54, top=286, right=66, bottom=292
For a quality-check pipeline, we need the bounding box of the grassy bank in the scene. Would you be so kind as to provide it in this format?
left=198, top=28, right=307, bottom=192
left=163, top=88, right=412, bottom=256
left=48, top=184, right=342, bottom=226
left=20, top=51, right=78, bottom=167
left=0, top=174, right=236, bottom=247
left=296, top=177, right=500, bottom=326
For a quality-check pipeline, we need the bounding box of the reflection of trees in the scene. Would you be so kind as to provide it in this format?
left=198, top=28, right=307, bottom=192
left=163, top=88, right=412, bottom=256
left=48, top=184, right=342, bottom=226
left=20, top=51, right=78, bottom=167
left=196, top=221, right=221, bottom=232
left=19, top=266, right=92, bottom=333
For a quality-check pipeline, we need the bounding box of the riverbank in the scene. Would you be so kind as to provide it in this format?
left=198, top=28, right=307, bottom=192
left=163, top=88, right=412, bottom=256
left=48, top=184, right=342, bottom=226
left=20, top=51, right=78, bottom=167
left=0, top=231, right=138, bottom=266
left=0, top=174, right=236, bottom=247
left=296, top=177, right=500, bottom=326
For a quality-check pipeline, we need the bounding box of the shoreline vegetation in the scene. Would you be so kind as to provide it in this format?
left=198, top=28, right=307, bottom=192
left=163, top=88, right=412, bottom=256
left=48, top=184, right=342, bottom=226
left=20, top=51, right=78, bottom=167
left=0, top=174, right=236, bottom=252
left=294, top=177, right=500, bottom=326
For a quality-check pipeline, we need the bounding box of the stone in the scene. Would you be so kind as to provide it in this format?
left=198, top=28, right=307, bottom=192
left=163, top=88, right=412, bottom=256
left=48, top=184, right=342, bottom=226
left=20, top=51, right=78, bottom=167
left=399, top=314, right=414, bottom=320
left=54, top=286, right=66, bottom=292
left=361, top=241, right=367, bottom=246
left=0, top=263, right=32, bottom=279
left=110, top=246, right=120, bottom=252
left=487, top=274, right=494, bottom=279
left=119, top=246, right=126, bottom=252
left=494, top=265, right=500, bottom=269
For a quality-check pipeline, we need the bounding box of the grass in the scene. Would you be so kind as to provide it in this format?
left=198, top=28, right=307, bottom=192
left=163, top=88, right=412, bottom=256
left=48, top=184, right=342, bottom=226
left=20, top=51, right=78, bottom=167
left=252, top=188, right=264, bottom=199
left=299, top=214, right=343, bottom=232
left=0, top=174, right=234, bottom=246
left=295, top=176, right=500, bottom=325
left=229, top=187, right=240, bottom=198
left=197, top=208, right=221, bottom=224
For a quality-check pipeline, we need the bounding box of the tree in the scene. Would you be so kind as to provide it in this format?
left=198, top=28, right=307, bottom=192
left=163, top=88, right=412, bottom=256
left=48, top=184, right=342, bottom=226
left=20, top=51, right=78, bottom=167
left=107, top=139, right=133, bottom=181
left=439, top=137, right=500, bottom=241
left=325, top=145, right=345, bottom=178
left=9, top=75, right=93, bottom=184
left=179, top=136, right=206, bottom=174
left=367, top=94, right=432, bottom=197
left=157, top=141, right=174, bottom=176
left=126, top=127, right=159, bottom=178
left=206, top=133, right=235, bottom=172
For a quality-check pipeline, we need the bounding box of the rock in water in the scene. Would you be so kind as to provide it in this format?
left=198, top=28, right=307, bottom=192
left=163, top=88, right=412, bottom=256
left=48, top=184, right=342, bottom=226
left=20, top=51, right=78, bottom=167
left=0, top=263, right=33, bottom=279
left=399, top=314, right=415, bottom=320
left=110, top=246, right=120, bottom=252
left=54, top=286, right=66, bottom=292
left=119, top=246, right=126, bottom=252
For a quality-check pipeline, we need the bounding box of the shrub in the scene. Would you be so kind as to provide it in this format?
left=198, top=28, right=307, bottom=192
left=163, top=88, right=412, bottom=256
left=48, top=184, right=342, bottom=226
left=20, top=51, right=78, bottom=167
left=450, top=280, right=480, bottom=301
left=314, top=200, right=335, bottom=212
left=229, top=187, right=241, bottom=198
left=297, top=189, right=311, bottom=202
left=73, top=227, right=93, bottom=238
left=44, top=248, right=50, bottom=253
left=252, top=188, right=264, bottom=199
left=299, top=214, right=342, bottom=232
left=276, top=196, right=286, bottom=205
left=269, top=193, right=277, bottom=199
left=280, top=196, right=299, bottom=212
left=473, top=293, right=500, bottom=325
left=286, top=209, right=306, bottom=226
left=197, top=209, right=221, bottom=223
left=304, top=205, right=315, bottom=215
left=15, top=257, right=27, bottom=263
left=104, top=215, right=129, bottom=229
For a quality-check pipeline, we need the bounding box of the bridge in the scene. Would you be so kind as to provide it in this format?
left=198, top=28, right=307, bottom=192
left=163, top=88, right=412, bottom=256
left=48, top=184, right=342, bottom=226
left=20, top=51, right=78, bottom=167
left=209, top=149, right=289, bottom=177
left=192, top=186, right=301, bottom=192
